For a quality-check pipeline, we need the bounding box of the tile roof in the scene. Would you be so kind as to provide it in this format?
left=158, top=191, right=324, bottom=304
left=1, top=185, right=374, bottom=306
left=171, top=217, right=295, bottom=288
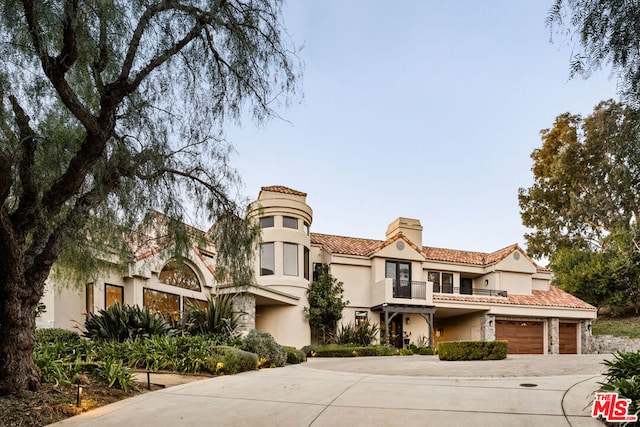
left=433, top=286, right=595, bottom=310
left=260, top=185, right=307, bottom=197
left=310, top=233, right=548, bottom=271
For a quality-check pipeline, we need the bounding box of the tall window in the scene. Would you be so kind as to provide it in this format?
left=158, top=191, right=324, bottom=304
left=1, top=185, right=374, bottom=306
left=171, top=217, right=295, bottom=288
left=283, top=243, right=298, bottom=276
left=283, top=216, right=298, bottom=229
left=303, top=222, right=309, bottom=235
left=159, top=261, right=201, bottom=291
left=261, top=243, right=275, bottom=275
left=386, top=261, right=411, bottom=298
left=260, top=216, right=274, bottom=228
left=105, top=284, right=124, bottom=308
left=86, top=283, right=94, bottom=314
left=303, top=247, right=310, bottom=280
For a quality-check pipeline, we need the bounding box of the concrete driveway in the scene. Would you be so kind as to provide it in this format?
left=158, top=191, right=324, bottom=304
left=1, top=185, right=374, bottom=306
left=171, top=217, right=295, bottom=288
left=50, top=354, right=611, bottom=427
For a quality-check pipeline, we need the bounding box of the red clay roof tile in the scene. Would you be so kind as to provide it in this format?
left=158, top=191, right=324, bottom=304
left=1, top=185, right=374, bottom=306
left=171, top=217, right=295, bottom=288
left=433, top=286, right=595, bottom=310
left=260, top=185, right=307, bottom=197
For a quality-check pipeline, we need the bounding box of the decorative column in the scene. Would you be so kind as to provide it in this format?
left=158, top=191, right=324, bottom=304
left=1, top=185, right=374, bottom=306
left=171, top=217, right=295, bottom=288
left=548, top=318, right=559, bottom=354
left=233, top=293, right=256, bottom=336
left=480, top=313, right=496, bottom=341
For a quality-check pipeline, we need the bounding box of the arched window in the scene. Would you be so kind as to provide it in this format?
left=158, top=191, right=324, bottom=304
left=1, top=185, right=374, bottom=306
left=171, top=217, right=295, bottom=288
left=159, top=260, right=201, bottom=291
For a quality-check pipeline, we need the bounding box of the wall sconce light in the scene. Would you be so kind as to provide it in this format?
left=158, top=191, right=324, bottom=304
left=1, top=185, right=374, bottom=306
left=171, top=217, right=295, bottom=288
left=489, top=320, right=493, bottom=327
left=76, top=385, right=84, bottom=408
left=436, top=328, right=444, bottom=337
left=406, top=317, right=410, bottom=325
left=484, top=279, right=489, bottom=287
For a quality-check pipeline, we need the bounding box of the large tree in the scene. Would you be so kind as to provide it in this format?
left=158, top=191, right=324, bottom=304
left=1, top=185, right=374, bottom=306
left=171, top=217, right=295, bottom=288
left=518, top=100, right=640, bottom=258
left=0, top=0, right=299, bottom=394
left=548, top=0, right=640, bottom=103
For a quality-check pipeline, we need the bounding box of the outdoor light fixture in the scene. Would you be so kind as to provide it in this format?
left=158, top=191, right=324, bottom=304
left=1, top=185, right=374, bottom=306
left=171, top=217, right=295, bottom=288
left=406, top=317, right=410, bottom=325
left=76, top=385, right=83, bottom=407
left=484, top=279, right=489, bottom=286
left=489, top=320, right=494, bottom=327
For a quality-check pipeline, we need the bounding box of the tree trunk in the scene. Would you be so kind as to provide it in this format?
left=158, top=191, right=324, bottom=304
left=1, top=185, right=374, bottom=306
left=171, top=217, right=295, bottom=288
left=0, top=281, right=41, bottom=395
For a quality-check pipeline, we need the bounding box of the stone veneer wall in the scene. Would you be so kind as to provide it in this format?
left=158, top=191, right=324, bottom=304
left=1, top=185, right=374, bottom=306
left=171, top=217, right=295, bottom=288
left=233, top=293, right=256, bottom=336
left=587, top=335, right=640, bottom=354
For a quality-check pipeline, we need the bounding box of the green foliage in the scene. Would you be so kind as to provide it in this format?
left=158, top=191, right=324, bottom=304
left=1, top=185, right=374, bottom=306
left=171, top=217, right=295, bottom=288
left=308, top=344, right=396, bottom=357
left=416, top=347, right=435, bottom=355
left=552, top=225, right=640, bottom=315
left=593, top=317, right=640, bottom=338
left=35, top=328, right=81, bottom=344
left=182, top=294, right=238, bottom=341
left=304, top=264, right=349, bottom=345
left=96, top=359, right=136, bottom=392
left=83, top=303, right=172, bottom=342
left=599, top=351, right=640, bottom=417
left=437, top=341, right=508, bottom=361
left=397, top=348, right=414, bottom=356
left=241, top=330, right=286, bottom=368
left=519, top=101, right=640, bottom=259
left=335, top=320, right=379, bottom=346
left=208, top=346, right=259, bottom=375
left=548, top=0, right=640, bottom=102
left=283, top=347, right=307, bottom=365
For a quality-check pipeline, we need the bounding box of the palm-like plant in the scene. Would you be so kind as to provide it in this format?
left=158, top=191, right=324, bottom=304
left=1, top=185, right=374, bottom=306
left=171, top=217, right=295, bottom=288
left=83, top=302, right=172, bottom=342
left=182, top=294, right=239, bottom=340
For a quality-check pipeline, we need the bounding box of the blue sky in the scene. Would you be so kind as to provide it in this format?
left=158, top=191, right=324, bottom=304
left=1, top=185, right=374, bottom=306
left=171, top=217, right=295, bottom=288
left=226, top=0, right=618, bottom=260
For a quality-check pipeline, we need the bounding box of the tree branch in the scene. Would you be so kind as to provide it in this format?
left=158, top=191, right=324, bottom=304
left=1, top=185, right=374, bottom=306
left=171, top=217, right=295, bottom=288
left=56, top=0, right=79, bottom=73
left=8, top=96, right=39, bottom=233
left=20, top=0, right=99, bottom=135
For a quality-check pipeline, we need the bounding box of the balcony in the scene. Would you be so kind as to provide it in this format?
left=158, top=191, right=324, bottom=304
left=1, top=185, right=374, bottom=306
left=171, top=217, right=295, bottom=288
left=432, top=283, right=507, bottom=297
left=372, top=278, right=433, bottom=307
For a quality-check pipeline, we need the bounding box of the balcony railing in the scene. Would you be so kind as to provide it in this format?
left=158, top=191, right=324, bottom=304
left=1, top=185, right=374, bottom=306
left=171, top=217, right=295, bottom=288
left=432, top=284, right=507, bottom=297
left=392, top=280, right=427, bottom=300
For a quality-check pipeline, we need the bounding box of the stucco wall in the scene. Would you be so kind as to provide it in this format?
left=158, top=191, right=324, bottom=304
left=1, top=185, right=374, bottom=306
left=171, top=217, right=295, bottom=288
left=255, top=304, right=309, bottom=348
left=499, top=272, right=532, bottom=295
left=433, top=312, right=483, bottom=346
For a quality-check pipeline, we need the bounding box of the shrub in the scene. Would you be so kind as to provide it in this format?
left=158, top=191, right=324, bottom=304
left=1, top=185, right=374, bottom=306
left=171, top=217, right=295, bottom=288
left=284, top=346, right=307, bottom=364
left=182, top=294, right=239, bottom=342
left=309, top=344, right=395, bottom=357
left=603, top=351, right=640, bottom=382
left=96, top=358, right=137, bottom=392
left=241, top=330, right=286, bottom=368
left=35, top=328, right=81, bottom=344
left=397, top=348, right=414, bottom=356
left=437, top=340, right=507, bottom=361
left=335, top=320, right=379, bottom=346
left=416, top=347, right=435, bottom=355
left=210, top=346, right=259, bottom=374
left=301, top=344, right=320, bottom=357
left=83, top=302, right=172, bottom=342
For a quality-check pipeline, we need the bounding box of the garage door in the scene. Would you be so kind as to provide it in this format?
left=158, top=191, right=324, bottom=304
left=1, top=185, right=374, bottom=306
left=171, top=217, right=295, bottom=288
left=559, top=323, right=577, bottom=354
left=495, top=320, right=544, bottom=354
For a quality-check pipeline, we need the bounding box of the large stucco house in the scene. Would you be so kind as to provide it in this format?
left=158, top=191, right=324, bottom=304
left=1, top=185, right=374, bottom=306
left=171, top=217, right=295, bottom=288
left=40, top=185, right=596, bottom=354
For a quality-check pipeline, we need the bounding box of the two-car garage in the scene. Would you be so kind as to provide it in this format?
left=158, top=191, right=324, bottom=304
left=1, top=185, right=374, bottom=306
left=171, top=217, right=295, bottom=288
left=495, top=319, right=578, bottom=354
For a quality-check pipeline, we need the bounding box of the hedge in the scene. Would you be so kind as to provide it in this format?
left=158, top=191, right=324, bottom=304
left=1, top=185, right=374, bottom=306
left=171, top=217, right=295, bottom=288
left=283, top=346, right=307, bottom=364
left=437, top=340, right=508, bottom=361
left=307, top=344, right=396, bottom=357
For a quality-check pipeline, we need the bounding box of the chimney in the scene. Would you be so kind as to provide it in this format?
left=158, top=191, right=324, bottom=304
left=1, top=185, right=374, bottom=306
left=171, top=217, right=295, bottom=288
left=385, top=217, right=423, bottom=248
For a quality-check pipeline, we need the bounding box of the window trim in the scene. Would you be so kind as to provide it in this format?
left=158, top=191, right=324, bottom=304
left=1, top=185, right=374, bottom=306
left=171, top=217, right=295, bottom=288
left=86, top=283, right=94, bottom=314
left=303, top=247, right=310, bottom=280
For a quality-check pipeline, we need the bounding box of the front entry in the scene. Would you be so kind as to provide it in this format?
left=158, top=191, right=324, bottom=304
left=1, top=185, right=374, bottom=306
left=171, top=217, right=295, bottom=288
left=380, top=313, right=404, bottom=348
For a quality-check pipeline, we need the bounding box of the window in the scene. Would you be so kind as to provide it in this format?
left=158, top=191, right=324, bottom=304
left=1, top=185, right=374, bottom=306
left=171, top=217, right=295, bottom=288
left=283, top=216, right=298, bottom=229
left=260, top=216, right=274, bottom=228
left=429, top=271, right=454, bottom=293
left=261, top=243, right=275, bottom=275
left=386, top=261, right=411, bottom=298
left=159, top=261, right=201, bottom=291
left=283, top=243, right=298, bottom=276
left=303, top=222, right=309, bottom=235
left=86, top=283, right=94, bottom=314
left=303, top=247, right=310, bottom=280
left=105, top=284, right=123, bottom=308
left=355, top=311, right=368, bottom=326
left=143, top=288, right=179, bottom=326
